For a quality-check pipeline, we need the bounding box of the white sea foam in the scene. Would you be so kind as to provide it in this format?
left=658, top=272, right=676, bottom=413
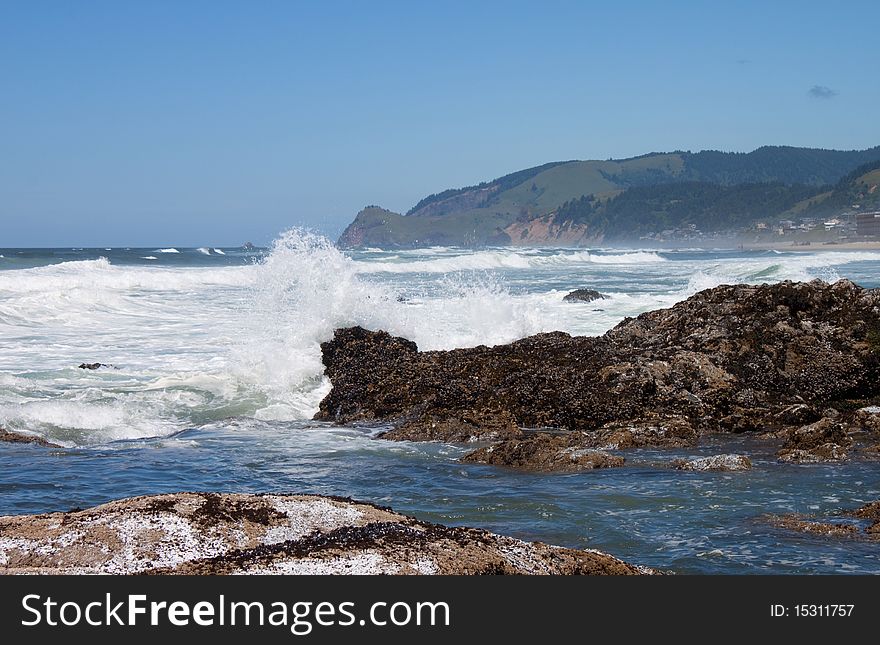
left=352, top=249, right=666, bottom=274
left=197, top=247, right=211, bottom=255
left=213, top=248, right=226, bottom=255
left=141, top=256, right=158, bottom=260
left=156, top=248, right=180, bottom=253
left=1, top=234, right=878, bottom=444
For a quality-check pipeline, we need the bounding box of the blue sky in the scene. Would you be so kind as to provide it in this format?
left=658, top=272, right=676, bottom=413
left=1, top=0, right=878, bottom=246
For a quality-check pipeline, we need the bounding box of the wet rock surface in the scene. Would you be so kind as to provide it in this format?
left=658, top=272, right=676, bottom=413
left=765, top=500, right=880, bottom=539
left=0, top=428, right=59, bottom=448
left=316, top=281, right=880, bottom=462
left=378, top=408, right=523, bottom=443
left=462, top=433, right=625, bottom=472
left=673, top=454, right=752, bottom=471
left=563, top=288, right=607, bottom=303
left=765, top=515, right=860, bottom=537
left=854, top=406, right=880, bottom=434
left=78, top=362, right=114, bottom=370
left=776, top=418, right=852, bottom=463
left=850, top=501, right=880, bottom=535
left=0, top=493, right=649, bottom=575
left=590, top=417, right=698, bottom=449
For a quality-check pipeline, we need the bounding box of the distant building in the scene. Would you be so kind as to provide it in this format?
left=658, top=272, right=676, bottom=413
left=856, top=212, right=880, bottom=237
left=823, top=218, right=842, bottom=231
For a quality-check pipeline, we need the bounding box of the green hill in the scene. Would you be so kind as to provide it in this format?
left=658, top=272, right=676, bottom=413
left=338, top=145, right=880, bottom=247
left=799, top=159, right=880, bottom=217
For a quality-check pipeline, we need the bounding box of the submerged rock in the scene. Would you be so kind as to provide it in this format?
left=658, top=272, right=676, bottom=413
left=765, top=514, right=860, bottom=537
left=0, top=493, right=649, bottom=575
left=563, top=288, right=607, bottom=303
left=78, top=362, right=113, bottom=370
left=462, top=433, right=625, bottom=472
left=378, top=408, right=522, bottom=443
left=316, top=281, right=880, bottom=449
left=766, top=500, right=880, bottom=539
left=0, top=428, right=59, bottom=448
left=673, top=454, right=752, bottom=471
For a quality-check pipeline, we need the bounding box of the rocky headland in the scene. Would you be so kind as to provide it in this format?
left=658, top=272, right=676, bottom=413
left=0, top=493, right=649, bottom=575
left=315, top=279, right=880, bottom=470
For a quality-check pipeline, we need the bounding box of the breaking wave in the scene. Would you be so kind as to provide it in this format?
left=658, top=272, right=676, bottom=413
left=353, top=249, right=667, bottom=273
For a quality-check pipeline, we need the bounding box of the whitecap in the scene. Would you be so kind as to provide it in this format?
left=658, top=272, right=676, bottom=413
left=352, top=248, right=666, bottom=274
left=156, top=248, right=180, bottom=253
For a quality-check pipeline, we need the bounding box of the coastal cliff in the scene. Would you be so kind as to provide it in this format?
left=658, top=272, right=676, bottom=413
left=337, top=146, right=880, bottom=248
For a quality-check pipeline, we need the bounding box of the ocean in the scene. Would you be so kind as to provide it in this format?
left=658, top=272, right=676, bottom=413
left=2, top=230, right=880, bottom=573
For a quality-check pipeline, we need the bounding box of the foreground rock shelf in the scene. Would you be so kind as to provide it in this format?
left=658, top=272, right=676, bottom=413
left=315, top=279, right=880, bottom=469
left=0, top=493, right=649, bottom=575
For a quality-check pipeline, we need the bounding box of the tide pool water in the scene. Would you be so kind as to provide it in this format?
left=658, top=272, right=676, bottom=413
left=2, top=231, right=880, bottom=573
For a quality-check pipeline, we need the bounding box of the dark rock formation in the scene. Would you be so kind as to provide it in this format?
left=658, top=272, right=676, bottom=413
left=563, top=289, right=607, bottom=303
left=776, top=418, right=851, bottom=463
left=0, top=493, right=649, bottom=575
left=778, top=444, right=848, bottom=463
left=673, top=454, right=752, bottom=471
left=590, top=417, right=698, bottom=449
left=851, top=501, right=880, bottom=535
left=78, top=362, right=112, bottom=370
left=462, top=434, right=624, bottom=472
left=316, top=280, right=880, bottom=449
left=773, top=404, right=822, bottom=427
left=854, top=406, right=880, bottom=434
left=0, top=428, right=59, bottom=448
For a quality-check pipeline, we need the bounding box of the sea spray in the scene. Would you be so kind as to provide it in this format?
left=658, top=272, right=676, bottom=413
left=229, top=230, right=554, bottom=420
left=231, top=229, right=403, bottom=420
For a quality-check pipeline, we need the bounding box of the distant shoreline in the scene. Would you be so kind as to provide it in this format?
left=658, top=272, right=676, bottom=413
left=737, top=240, right=880, bottom=252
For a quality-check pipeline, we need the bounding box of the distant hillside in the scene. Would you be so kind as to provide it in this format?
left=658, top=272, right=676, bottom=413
left=338, top=145, right=880, bottom=247
left=799, top=159, right=880, bottom=217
